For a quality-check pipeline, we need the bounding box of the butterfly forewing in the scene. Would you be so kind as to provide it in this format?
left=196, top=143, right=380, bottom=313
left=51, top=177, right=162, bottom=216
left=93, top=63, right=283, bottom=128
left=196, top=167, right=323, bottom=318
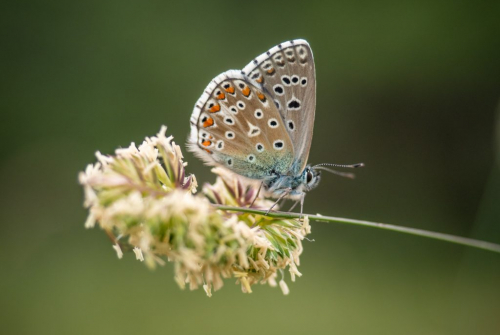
left=189, top=70, right=294, bottom=180
left=242, top=39, right=316, bottom=175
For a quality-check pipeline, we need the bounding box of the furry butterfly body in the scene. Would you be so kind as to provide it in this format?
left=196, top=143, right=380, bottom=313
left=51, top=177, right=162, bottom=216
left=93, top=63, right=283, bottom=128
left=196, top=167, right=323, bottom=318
left=189, top=39, right=356, bottom=211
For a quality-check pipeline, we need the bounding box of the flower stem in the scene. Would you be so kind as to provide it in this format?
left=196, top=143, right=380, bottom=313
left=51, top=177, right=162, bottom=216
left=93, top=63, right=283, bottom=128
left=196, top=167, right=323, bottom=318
left=213, top=205, right=500, bottom=254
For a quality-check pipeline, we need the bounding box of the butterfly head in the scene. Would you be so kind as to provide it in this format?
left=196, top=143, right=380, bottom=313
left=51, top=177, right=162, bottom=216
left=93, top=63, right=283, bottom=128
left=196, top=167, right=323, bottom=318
left=302, top=165, right=322, bottom=192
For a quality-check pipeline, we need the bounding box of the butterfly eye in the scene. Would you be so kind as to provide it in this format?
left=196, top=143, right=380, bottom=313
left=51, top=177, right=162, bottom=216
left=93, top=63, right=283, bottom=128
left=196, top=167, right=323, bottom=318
left=306, top=171, right=313, bottom=184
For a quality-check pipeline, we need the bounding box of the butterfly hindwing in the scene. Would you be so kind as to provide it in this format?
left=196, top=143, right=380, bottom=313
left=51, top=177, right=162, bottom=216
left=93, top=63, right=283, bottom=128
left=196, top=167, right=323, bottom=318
left=242, top=39, right=316, bottom=175
left=189, top=70, right=294, bottom=180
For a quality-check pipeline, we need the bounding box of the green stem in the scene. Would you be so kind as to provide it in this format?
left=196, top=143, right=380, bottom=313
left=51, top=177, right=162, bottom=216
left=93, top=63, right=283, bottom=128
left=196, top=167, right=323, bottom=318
left=213, top=205, right=500, bottom=254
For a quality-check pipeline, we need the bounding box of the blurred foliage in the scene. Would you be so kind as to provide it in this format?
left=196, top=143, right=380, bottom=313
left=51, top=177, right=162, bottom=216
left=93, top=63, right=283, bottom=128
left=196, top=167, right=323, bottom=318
left=1, top=0, right=500, bottom=334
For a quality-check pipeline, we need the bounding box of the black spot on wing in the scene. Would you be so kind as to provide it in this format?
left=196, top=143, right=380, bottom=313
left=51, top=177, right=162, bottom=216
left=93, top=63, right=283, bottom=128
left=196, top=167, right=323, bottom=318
left=288, top=100, right=301, bottom=109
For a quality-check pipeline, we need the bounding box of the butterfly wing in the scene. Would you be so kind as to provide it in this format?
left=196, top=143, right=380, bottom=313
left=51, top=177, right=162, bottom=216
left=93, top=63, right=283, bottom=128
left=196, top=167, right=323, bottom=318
left=242, top=39, right=316, bottom=175
left=189, top=70, right=294, bottom=180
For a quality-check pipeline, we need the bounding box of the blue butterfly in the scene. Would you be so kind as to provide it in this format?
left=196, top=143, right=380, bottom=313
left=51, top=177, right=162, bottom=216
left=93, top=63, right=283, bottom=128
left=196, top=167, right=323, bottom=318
left=189, top=39, right=363, bottom=213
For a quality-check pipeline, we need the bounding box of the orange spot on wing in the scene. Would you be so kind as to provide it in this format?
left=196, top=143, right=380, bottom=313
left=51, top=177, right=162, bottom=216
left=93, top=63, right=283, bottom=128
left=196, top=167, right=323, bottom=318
left=203, top=117, right=214, bottom=128
left=202, top=140, right=212, bottom=147
left=256, top=76, right=263, bottom=83
left=210, top=104, right=220, bottom=113
left=267, top=68, right=275, bottom=74
left=217, top=92, right=225, bottom=100
left=225, top=87, right=235, bottom=94
left=257, top=93, right=266, bottom=102
left=242, top=86, right=250, bottom=97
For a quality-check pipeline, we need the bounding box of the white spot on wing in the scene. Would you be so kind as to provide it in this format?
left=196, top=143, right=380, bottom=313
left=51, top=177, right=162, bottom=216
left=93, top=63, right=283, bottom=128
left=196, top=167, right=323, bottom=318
left=254, top=109, right=263, bottom=119
left=237, top=101, right=246, bottom=110
left=268, top=118, right=279, bottom=128
left=224, top=116, right=235, bottom=125
left=247, top=122, right=261, bottom=137
left=273, top=140, right=284, bottom=150
left=273, top=84, right=284, bottom=96
left=281, top=75, right=291, bottom=86
left=287, top=97, right=301, bottom=110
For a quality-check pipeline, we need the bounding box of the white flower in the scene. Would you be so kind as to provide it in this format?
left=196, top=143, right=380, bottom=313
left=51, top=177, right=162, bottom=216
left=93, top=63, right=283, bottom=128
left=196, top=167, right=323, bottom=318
left=302, top=216, right=311, bottom=234
left=95, top=151, right=114, bottom=165
left=279, top=280, right=290, bottom=295
left=133, top=247, right=144, bottom=261
left=80, top=125, right=312, bottom=296
left=112, top=243, right=123, bottom=259
left=115, top=142, right=139, bottom=158
left=203, top=284, right=212, bottom=297
left=84, top=212, right=96, bottom=229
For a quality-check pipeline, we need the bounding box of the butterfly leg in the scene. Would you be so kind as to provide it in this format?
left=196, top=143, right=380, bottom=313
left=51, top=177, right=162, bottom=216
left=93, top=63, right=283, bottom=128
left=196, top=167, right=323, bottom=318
left=299, top=193, right=305, bottom=220
left=288, top=200, right=300, bottom=212
left=265, top=188, right=292, bottom=215
left=249, top=182, right=263, bottom=208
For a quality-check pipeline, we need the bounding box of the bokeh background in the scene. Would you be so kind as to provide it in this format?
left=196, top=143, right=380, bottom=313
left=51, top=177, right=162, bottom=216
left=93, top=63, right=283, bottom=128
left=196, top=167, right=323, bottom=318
left=2, top=1, right=500, bottom=334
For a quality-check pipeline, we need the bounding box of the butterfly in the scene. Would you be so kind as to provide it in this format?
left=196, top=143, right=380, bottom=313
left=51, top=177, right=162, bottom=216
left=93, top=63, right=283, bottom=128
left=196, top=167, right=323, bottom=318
left=189, top=39, right=363, bottom=214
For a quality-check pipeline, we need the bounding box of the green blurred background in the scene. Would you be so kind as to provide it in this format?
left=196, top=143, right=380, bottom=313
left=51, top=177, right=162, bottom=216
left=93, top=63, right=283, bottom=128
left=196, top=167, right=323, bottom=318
left=2, top=1, right=500, bottom=334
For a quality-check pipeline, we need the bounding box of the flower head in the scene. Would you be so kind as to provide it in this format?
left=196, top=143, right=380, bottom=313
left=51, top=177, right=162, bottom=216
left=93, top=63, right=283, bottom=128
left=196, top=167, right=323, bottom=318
left=79, top=126, right=311, bottom=296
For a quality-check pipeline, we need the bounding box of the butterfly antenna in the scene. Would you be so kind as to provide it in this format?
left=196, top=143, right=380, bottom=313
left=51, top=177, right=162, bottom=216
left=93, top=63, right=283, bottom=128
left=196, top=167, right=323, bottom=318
left=313, top=163, right=364, bottom=169
left=313, top=163, right=364, bottom=179
left=313, top=167, right=356, bottom=179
